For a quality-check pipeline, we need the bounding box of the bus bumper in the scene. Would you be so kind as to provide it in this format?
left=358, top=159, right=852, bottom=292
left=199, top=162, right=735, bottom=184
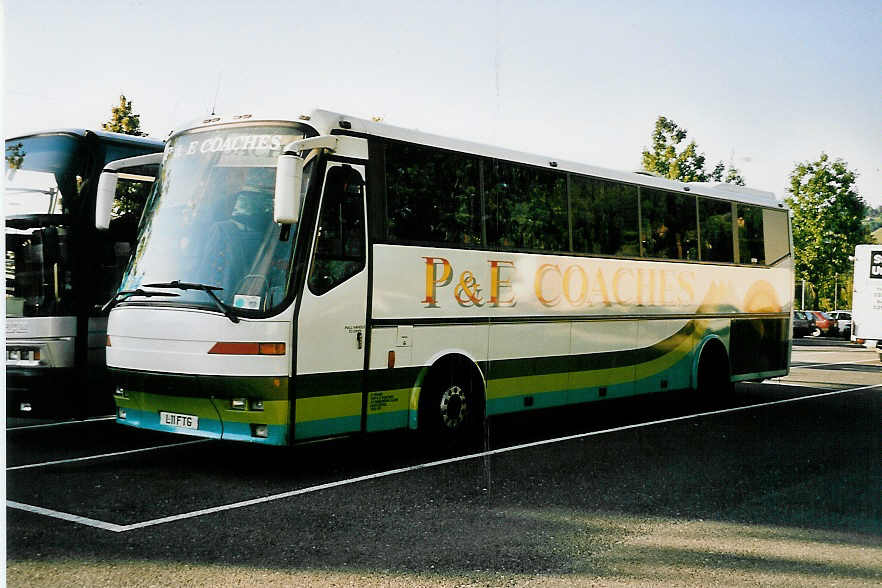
left=115, top=400, right=288, bottom=445
left=110, top=369, right=290, bottom=446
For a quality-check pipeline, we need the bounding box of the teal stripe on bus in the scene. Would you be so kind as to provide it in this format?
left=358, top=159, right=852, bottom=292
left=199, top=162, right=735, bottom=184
left=366, top=410, right=410, bottom=432
left=294, top=414, right=362, bottom=440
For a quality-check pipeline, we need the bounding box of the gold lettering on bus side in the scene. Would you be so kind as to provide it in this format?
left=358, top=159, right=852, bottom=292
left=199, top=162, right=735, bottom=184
left=535, top=264, right=562, bottom=307
left=658, top=270, right=673, bottom=306
left=677, top=271, right=696, bottom=304
left=421, top=257, right=452, bottom=307
left=636, top=269, right=656, bottom=306
left=454, top=271, right=483, bottom=306
left=613, top=268, right=634, bottom=305
left=563, top=265, right=588, bottom=306
left=489, top=260, right=516, bottom=306
left=590, top=268, right=611, bottom=306
left=658, top=270, right=679, bottom=306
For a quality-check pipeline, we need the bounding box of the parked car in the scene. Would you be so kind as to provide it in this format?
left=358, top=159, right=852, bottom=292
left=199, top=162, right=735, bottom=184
left=827, top=310, right=852, bottom=339
left=792, top=311, right=813, bottom=338
left=808, top=311, right=835, bottom=336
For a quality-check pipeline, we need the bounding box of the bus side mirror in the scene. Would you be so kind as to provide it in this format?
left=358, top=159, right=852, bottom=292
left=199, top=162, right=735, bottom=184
left=95, top=171, right=118, bottom=230
left=274, top=154, right=304, bottom=224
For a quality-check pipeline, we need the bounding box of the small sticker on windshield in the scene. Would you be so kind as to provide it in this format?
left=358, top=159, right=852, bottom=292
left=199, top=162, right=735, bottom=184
left=233, top=295, right=261, bottom=310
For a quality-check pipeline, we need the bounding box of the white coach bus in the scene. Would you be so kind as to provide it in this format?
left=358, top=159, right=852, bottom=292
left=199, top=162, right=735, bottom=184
left=98, top=110, right=793, bottom=446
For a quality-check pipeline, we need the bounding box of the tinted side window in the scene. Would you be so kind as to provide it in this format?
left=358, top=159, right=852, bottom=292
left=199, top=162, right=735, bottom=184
left=640, top=189, right=698, bottom=260
left=571, top=176, right=640, bottom=257
left=308, top=166, right=366, bottom=296
left=385, top=142, right=481, bottom=246
left=737, top=204, right=764, bottom=264
left=486, top=161, right=567, bottom=251
left=699, top=198, right=734, bottom=262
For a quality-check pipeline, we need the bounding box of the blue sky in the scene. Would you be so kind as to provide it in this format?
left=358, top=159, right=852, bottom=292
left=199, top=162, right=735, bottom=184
left=5, top=0, right=881, bottom=206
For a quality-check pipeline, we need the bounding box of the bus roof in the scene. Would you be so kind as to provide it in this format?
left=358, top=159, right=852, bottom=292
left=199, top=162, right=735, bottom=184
left=6, top=128, right=164, bottom=149
left=173, top=109, right=785, bottom=209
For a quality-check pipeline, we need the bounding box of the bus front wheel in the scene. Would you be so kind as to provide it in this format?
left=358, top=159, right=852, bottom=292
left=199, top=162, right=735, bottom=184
left=419, top=358, right=483, bottom=451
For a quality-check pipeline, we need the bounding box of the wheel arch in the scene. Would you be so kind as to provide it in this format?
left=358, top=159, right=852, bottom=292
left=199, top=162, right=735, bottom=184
left=692, top=334, right=730, bottom=390
left=407, top=350, right=486, bottom=431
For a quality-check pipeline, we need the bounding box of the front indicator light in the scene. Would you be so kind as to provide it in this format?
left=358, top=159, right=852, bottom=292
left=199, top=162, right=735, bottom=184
left=118, top=408, right=127, bottom=419
left=250, top=399, right=264, bottom=411
left=19, top=402, right=32, bottom=412
left=251, top=424, right=269, bottom=438
left=231, top=398, right=247, bottom=410
left=114, top=386, right=129, bottom=398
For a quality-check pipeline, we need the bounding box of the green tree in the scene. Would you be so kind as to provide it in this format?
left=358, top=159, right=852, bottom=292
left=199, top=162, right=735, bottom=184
left=709, top=161, right=745, bottom=186
left=863, top=204, right=882, bottom=233
left=786, top=153, right=871, bottom=309
left=102, top=94, right=145, bottom=136
left=642, top=116, right=744, bottom=185
left=102, top=95, right=151, bottom=218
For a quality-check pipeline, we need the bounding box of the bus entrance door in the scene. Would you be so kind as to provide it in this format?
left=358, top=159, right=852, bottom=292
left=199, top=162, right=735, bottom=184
left=293, top=164, right=368, bottom=440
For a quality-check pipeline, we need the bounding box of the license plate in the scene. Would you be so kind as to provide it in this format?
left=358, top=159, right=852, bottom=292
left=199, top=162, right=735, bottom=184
left=159, top=411, right=199, bottom=430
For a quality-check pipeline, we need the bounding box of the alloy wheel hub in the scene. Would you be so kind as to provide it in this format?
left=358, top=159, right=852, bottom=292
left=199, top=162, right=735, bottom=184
left=439, top=385, right=467, bottom=429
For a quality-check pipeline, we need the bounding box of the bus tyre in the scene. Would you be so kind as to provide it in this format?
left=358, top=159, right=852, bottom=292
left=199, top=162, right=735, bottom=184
left=696, top=341, right=732, bottom=403
left=420, top=360, right=482, bottom=451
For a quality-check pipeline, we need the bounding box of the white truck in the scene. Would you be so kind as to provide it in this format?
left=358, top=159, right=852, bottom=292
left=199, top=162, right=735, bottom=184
left=850, top=245, right=882, bottom=361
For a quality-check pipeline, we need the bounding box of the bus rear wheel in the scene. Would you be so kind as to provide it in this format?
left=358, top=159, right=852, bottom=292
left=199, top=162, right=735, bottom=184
left=419, top=360, right=483, bottom=451
left=696, top=341, right=732, bottom=402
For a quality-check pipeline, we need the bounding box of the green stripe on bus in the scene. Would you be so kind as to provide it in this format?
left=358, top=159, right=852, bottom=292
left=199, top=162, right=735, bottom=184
left=294, top=392, right=362, bottom=424
left=485, top=350, right=698, bottom=416
left=488, top=323, right=699, bottom=401
left=110, top=369, right=289, bottom=400
left=367, top=389, right=410, bottom=414
left=216, top=399, right=288, bottom=424
left=118, top=392, right=290, bottom=425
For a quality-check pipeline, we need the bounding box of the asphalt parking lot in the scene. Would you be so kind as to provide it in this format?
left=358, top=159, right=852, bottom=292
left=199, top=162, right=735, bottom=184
left=5, top=338, right=881, bottom=587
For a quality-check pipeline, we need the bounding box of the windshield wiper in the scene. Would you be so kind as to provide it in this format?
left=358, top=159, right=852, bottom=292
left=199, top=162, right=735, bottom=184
left=144, top=280, right=240, bottom=324
left=102, top=289, right=180, bottom=313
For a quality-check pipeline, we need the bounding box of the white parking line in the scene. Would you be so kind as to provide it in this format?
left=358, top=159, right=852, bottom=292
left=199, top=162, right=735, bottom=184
left=791, top=359, right=880, bottom=369
left=6, top=416, right=116, bottom=431
left=6, top=440, right=211, bottom=471
left=6, top=501, right=127, bottom=532
left=7, top=381, right=879, bottom=533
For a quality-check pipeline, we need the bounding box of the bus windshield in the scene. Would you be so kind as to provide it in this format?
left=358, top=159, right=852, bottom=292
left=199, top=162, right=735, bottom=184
left=120, top=123, right=314, bottom=314
left=5, top=135, right=86, bottom=317
left=5, top=134, right=86, bottom=216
